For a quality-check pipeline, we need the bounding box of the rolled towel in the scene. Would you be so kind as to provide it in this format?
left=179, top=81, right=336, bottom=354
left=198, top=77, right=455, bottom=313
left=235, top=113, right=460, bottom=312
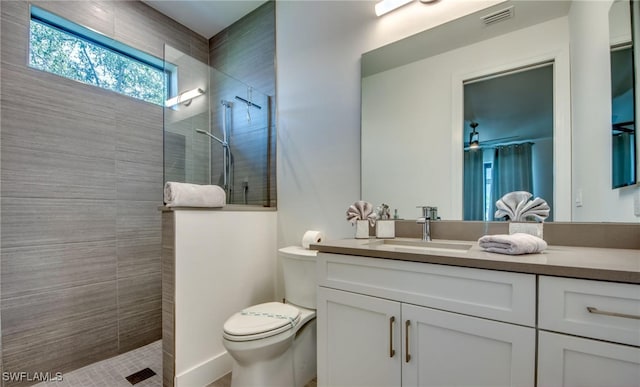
left=164, top=182, right=226, bottom=208
left=478, top=233, right=547, bottom=255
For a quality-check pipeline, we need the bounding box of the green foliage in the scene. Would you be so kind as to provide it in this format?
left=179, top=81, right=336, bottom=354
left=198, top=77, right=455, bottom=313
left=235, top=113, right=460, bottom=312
left=29, top=20, right=165, bottom=105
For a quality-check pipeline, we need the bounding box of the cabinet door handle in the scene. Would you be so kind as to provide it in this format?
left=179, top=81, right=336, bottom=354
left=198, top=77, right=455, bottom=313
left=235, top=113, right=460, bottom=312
left=405, top=320, right=411, bottom=363
left=389, top=316, right=396, bottom=358
left=587, top=306, right=640, bottom=320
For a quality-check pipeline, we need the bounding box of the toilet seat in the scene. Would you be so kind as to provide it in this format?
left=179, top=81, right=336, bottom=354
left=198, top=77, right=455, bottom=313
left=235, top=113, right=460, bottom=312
left=223, top=302, right=301, bottom=342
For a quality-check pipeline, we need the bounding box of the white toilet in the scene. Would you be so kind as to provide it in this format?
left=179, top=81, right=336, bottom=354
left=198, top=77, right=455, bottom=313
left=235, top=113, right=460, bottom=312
left=222, top=246, right=318, bottom=387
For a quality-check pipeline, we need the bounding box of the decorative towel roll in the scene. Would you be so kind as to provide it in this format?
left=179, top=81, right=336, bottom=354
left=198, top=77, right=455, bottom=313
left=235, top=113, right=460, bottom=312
left=164, top=182, right=226, bottom=208
left=478, top=233, right=547, bottom=255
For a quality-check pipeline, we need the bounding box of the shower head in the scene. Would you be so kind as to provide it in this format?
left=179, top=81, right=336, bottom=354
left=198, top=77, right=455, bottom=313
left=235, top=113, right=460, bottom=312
left=195, top=128, right=226, bottom=146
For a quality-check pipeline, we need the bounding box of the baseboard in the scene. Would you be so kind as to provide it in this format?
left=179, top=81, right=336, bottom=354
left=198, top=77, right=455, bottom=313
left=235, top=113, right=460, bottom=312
left=175, top=351, right=232, bottom=387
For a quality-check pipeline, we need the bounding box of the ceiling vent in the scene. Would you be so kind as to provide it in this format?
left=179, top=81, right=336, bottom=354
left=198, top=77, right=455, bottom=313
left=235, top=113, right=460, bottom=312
left=481, top=6, right=514, bottom=26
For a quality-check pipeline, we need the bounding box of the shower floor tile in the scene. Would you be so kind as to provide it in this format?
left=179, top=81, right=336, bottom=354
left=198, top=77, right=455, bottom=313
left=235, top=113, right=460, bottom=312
left=34, top=340, right=162, bottom=387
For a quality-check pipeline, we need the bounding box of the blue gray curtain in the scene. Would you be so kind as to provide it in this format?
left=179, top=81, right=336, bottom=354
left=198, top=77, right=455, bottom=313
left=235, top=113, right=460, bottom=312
left=612, top=132, right=636, bottom=188
left=490, top=143, right=533, bottom=220
left=463, top=149, right=484, bottom=220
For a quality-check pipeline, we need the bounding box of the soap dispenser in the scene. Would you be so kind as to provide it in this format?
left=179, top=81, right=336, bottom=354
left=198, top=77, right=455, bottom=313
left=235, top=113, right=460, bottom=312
left=375, top=203, right=395, bottom=239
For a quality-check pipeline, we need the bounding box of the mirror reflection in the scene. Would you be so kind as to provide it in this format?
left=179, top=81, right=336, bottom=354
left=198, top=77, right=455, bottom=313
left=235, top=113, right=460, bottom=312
left=610, top=0, right=637, bottom=188
left=463, top=64, right=554, bottom=221
left=361, top=0, right=640, bottom=223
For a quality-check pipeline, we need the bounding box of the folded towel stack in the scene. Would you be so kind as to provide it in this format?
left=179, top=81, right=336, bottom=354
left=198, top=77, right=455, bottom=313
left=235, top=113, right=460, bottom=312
left=164, top=182, right=226, bottom=208
left=495, top=191, right=550, bottom=222
left=478, top=233, right=547, bottom=255
left=346, top=201, right=378, bottom=226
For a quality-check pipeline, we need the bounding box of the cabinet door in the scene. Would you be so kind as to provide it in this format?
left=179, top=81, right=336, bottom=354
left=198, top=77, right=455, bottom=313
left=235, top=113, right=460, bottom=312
left=317, top=287, right=402, bottom=387
left=538, top=331, right=640, bottom=387
left=402, top=304, right=535, bottom=387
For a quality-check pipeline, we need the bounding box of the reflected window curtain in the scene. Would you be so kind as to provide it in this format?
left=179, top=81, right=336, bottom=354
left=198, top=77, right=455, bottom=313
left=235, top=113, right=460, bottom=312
left=463, top=149, right=484, bottom=220
left=490, top=143, right=533, bottom=220
left=612, top=132, right=635, bottom=187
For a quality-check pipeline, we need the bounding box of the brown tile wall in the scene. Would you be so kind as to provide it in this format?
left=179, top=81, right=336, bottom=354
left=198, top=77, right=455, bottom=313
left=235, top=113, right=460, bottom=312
left=209, top=1, right=276, bottom=207
left=161, top=211, right=175, bottom=387
left=0, top=1, right=207, bottom=384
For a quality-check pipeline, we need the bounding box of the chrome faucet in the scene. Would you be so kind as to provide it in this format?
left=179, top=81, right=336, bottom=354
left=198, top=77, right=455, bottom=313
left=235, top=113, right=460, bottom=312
left=416, top=206, right=438, bottom=241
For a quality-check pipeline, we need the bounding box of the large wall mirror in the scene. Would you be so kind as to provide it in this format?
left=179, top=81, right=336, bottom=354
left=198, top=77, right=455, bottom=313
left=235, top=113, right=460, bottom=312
left=361, top=0, right=640, bottom=223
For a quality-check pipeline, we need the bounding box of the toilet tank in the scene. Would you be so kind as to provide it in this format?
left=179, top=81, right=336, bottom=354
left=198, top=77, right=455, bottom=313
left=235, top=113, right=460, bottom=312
left=279, top=246, right=318, bottom=309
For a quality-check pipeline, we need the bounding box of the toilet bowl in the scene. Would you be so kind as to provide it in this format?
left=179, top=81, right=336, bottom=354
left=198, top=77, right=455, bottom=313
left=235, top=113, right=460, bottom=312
left=222, top=246, right=318, bottom=387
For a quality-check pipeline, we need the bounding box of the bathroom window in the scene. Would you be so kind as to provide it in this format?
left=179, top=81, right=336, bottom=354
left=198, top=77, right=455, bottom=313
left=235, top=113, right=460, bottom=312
left=28, top=6, right=169, bottom=105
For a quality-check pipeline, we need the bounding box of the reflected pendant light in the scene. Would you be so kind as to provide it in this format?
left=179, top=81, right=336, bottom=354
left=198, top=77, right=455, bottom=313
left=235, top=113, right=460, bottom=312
left=469, top=122, right=480, bottom=148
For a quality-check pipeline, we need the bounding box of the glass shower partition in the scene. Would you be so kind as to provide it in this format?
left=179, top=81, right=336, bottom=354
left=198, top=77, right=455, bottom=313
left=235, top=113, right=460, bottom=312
left=163, top=44, right=275, bottom=206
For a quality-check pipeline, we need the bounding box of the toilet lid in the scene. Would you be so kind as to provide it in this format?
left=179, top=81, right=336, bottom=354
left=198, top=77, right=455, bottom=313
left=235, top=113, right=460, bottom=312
left=223, top=302, right=301, bottom=340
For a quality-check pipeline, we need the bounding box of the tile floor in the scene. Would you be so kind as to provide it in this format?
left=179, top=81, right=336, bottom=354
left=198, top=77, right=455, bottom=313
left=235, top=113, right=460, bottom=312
left=31, top=340, right=317, bottom=387
left=34, top=341, right=162, bottom=387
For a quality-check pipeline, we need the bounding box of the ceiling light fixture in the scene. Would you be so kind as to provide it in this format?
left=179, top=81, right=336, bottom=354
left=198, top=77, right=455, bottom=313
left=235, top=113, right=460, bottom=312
left=469, top=122, right=480, bottom=148
left=165, top=87, right=205, bottom=108
left=375, top=0, right=440, bottom=17
left=375, top=0, right=414, bottom=17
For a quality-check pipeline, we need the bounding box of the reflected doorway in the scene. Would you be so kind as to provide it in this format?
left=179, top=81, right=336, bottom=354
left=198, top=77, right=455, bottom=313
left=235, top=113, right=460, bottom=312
left=463, top=63, right=554, bottom=221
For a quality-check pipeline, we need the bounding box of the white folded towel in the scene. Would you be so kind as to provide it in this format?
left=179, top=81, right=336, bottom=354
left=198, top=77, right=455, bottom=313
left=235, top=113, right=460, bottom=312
left=495, top=191, right=550, bottom=222
left=346, top=201, right=378, bottom=226
left=478, top=233, right=547, bottom=255
left=164, top=182, right=226, bottom=208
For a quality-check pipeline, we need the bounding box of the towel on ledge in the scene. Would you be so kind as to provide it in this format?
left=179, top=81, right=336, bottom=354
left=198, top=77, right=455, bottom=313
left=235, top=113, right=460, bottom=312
left=478, top=233, right=547, bottom=255
left=495, top=191, right=550, bottom=222
left=164, top=182, right=226, bottom=208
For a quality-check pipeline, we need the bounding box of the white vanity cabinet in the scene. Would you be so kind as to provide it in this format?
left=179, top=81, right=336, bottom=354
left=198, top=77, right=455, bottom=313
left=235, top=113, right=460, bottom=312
left=537, top=276, right=640, bottom=387
left=317, top=253, right=537, bottom=387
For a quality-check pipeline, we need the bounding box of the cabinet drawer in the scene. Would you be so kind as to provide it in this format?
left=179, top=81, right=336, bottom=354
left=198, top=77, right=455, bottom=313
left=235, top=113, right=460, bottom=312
left=317, top=253, right=536, bottom=326
left=539, top=276, right=640, bottom=346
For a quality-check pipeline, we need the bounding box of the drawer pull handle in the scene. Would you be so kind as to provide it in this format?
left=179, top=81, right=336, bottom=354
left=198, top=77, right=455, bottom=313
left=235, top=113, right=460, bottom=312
left=389, top=316, right=396, bottom=358
left=405, top=320, right=411, bottom=363
left=586, top=306, right=640, bottom=320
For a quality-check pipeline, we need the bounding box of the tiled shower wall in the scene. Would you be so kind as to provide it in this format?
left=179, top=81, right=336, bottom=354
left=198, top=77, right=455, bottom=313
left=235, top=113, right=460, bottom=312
left=0, top=0, right=207, bottom=383
left=209, top=1, right=276, bottom=207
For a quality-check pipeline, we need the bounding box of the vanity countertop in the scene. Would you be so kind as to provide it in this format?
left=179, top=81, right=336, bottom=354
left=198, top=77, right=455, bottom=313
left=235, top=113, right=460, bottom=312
left=310, top=238, right=640, bottom=284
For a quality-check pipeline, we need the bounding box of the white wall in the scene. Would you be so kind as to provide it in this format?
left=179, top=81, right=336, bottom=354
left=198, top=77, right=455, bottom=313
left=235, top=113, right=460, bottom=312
left=275, top=1, right=366, bottom=250
left=173, top=210, right=277, bottom=386
left=570, top=0, right=640, bottom=222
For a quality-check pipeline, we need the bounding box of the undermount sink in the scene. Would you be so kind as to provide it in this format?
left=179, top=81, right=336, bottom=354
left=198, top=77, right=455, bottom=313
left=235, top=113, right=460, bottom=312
left=366, top=239, right=472, bottom=253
